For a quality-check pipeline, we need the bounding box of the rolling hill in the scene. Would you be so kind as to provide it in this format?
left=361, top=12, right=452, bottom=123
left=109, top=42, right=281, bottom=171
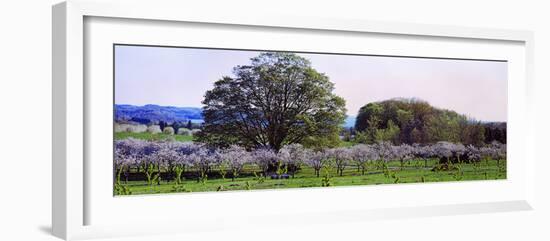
left=115, top=104, right=203, bottom=124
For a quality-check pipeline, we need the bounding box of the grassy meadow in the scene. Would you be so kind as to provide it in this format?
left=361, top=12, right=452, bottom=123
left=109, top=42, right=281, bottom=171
left=115, top=132, right=194, bottom=142
left=121, top=159, right=505, bottom=195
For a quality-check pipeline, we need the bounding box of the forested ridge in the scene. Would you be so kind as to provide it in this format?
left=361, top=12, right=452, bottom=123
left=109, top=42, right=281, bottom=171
left=352, top=98, right=506, bottom=146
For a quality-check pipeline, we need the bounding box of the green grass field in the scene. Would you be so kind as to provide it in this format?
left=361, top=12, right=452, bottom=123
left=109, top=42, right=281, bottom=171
left=116, top=132, right=356, bottom=147
left=117, top=159, right=506, bottom=195
left=115, top=132, right=194, bottom=142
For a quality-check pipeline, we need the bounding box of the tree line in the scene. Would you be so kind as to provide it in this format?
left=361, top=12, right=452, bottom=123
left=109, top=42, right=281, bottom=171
left=352, top=98, right=506, bottom=146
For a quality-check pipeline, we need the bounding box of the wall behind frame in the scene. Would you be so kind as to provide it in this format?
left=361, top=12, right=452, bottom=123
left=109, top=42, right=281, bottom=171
left=0, top=0, right=549, bottom=241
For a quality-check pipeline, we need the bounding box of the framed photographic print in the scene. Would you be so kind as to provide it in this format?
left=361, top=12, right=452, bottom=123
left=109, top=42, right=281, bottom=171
left=113, top=44, right=508, bottom=194
left=53, top=0, right=535, bottom=240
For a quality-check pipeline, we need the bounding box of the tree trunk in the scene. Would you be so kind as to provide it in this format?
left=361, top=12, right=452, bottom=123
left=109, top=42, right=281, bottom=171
left=157, top=165, right=161, bottom=185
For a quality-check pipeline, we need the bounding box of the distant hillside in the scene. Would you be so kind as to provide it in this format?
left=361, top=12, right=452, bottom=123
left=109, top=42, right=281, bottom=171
left=117, top=104, right=356, bottom=128
left=354, top=98, right=506, bottom=145
left=115, top=104, right=203, bottom=124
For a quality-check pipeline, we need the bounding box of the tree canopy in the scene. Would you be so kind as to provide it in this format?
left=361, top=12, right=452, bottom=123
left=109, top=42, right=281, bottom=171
left=197, top=52, right=346, bottom=150
left=354, top=98, right=506, bottom=146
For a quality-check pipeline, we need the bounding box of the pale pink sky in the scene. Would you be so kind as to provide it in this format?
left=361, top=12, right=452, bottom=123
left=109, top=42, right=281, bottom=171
left=115, top=45, right=507, bottom=122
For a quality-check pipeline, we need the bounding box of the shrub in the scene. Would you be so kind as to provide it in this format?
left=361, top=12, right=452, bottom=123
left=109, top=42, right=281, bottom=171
left=114, top=123, right=126, bottom=133
left=114, top=123, right=147, bottom=133
left=147, top=125, right=162, bottom=134
left=177, top=128, right=192, bottom=136
left=163, top=127, right=175, bottom=135
left=127, top=124, right=147, bottom=133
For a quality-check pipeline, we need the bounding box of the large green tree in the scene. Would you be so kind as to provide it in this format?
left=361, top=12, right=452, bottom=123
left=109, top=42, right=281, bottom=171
left=197, top=52, right=346, bottom=151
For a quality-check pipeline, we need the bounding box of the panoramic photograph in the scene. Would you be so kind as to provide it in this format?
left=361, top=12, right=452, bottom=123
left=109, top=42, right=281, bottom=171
left=113, top=45, right=507, bottom=195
